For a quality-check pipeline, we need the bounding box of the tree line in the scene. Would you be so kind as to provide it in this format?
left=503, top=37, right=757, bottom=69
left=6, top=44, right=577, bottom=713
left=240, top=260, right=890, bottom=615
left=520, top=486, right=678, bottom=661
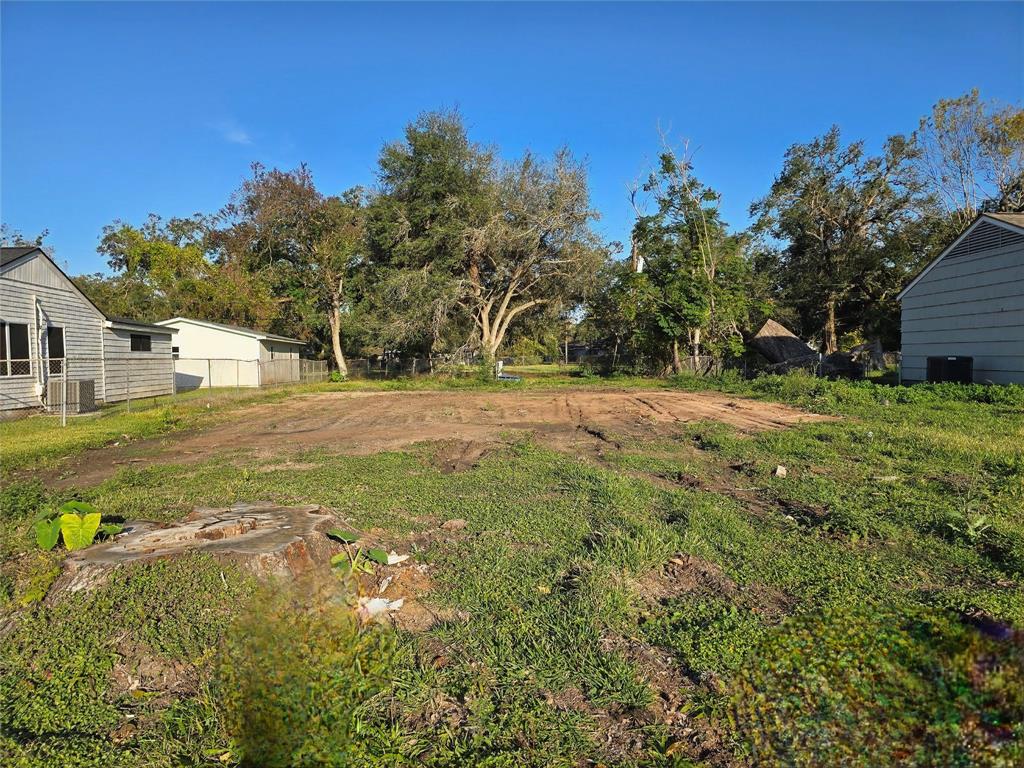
left=4, top=90, right=1021, bottom=376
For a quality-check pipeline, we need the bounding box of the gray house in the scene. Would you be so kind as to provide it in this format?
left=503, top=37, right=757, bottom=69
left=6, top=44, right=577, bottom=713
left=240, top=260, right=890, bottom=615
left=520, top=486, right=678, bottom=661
left=898, top=213, right=1024, bottom=385
left=1, top=246, right=176, bottom=413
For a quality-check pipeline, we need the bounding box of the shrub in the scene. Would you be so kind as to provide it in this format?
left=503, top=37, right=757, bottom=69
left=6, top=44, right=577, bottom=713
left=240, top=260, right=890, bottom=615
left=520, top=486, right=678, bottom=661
left=216, top=576, right=395, bottom=767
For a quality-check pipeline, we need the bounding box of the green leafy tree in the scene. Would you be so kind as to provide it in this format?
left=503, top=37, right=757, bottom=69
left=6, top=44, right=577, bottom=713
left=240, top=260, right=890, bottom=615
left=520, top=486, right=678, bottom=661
left=364, top=110, right=493, bottom=355
left=213, top=165, right=371, bottom=374
left=92, top=214, right=277, bottom=326
left=751, top=127, right=921, bottom=354
left=366, top=111, right=603, bottom=368
left=632, top=144, right=750, bottom=371
left=465, top=150, right=603, bottom=364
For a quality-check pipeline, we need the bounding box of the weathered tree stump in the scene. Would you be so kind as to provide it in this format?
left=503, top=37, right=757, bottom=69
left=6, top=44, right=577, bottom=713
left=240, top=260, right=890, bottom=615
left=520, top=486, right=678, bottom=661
left=48, top=502, right=341, bottom=597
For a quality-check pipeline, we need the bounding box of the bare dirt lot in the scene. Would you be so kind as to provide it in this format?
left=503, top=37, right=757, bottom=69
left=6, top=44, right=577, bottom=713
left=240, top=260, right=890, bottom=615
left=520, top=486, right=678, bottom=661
left=50, top=388, right=827, bottom=486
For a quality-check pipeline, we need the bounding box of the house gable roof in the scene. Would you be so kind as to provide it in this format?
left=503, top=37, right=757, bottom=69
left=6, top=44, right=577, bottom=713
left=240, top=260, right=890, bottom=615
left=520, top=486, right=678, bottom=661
left=1, top=247, right=172, bottom=335
left=0, top=246, right=43, bottom=268
left=1, top=246, right=108, bottom=321
left=897, top=213, right=1024, bottom=301
left=155, top=317, right=304, bottom=345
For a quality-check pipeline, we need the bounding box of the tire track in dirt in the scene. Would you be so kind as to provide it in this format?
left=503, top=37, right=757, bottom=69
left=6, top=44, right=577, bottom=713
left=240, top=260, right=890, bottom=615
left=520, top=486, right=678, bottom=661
left=41, top=389, right=831, bottom=488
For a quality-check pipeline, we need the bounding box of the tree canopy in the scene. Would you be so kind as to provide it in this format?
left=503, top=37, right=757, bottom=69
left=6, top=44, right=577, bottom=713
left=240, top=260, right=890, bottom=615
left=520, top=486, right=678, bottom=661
left=7, top=89, right=1012, bottom=376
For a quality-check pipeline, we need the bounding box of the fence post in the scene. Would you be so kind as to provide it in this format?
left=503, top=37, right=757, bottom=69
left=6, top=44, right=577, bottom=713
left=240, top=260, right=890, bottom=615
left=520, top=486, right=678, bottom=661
left=208, top=358, right=213, bottom=389
left=61, top=356, right=68, bottom=427
left=236, top=359, right=240, bottom=390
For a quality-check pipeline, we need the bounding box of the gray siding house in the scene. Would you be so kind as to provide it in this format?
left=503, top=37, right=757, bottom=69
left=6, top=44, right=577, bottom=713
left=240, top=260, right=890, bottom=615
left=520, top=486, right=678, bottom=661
left=898, top=213, right=1024, bottom=385
left=1, top=246, right=176, bottom=413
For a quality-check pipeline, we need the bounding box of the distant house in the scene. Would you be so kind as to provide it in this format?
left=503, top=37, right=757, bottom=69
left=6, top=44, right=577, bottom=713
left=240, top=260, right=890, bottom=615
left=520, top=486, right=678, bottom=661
left=898, top=213, right=1024, bottom=384
left=154, top=317, right=306, bottom=389
left=0, top=246, right=176, bottom=413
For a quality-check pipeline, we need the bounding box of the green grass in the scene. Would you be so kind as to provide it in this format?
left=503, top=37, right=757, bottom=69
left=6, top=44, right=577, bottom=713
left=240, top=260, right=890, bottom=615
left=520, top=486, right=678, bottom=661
left=1, top=374, right=1022, bottom=766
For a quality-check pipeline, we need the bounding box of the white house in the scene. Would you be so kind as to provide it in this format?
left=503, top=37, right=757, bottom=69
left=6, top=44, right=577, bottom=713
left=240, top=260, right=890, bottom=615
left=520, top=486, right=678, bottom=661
left=155, top=317, right=306, bottom=389
left=898, top=213, right=1024, bottom=385
left=1, top=246, right=176, bottom=413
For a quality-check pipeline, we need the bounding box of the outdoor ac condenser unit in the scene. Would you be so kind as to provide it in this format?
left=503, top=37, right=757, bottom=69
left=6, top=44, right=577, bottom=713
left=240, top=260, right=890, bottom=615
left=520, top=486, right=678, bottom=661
left=46, top=379, right=97, bottom=413
left=926, top=356, right=973, bottom=384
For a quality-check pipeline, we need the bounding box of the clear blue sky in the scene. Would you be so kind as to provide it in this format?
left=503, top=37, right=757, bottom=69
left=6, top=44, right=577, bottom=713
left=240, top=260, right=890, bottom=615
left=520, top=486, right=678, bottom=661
left=2, top=1, right=1021, bottom=275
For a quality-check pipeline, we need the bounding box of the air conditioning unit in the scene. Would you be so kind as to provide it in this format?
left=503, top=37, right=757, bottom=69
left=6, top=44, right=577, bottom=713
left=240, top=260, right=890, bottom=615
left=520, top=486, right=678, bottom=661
left=46, top=379, right=97, bottom=413
left=926, top=356, right=973, bottom=384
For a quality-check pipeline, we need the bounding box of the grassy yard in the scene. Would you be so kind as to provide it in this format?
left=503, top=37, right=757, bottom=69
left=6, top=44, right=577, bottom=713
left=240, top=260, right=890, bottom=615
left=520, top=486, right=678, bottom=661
left=1, top=374, right=1022, bottom=766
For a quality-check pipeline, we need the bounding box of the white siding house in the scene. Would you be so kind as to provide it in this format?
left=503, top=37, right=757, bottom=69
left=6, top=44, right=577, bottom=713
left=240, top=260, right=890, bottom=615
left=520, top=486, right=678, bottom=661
left=1, top=247, right=175, bottom=413
left=898, top=213, right=1024, bottom=385
left=155, top=317, right=305, bottom=389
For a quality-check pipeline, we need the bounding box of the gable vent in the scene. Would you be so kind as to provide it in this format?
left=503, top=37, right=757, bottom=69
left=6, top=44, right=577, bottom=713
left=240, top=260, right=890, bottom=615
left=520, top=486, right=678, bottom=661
left=947, top=220, right=1024, bottom=259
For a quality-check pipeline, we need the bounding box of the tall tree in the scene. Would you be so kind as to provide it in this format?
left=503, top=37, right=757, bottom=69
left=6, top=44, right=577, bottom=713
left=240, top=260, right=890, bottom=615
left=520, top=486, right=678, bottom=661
left=367, top=111, right=602, bottom=367
left=632, top=144, right=750, bottom=370
left=465, top=150, right=603, bottom=363
left=94, top=214, right=276, bottom=326
left=912, top=89, right=1024, bottom=233
left=365, top=110, right=494, bottom=355
left=214, top=164, right=365, bottom=374
left=751, top=127, right=921, bottom=354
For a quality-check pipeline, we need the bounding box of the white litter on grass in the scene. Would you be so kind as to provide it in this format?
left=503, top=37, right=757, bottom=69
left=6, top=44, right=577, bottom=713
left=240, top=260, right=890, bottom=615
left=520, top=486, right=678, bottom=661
left=358, top=596, right=405, bottom=622
left=774, top=465, right=788, bottom=478
left=387, top=551, right=410, bottom=565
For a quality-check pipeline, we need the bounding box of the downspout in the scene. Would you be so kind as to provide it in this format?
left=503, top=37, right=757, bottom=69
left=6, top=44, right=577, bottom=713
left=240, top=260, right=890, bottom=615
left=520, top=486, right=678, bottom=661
left=33, top=295, right=44, bottom=404
left=99, top=318, right=107, bottom=402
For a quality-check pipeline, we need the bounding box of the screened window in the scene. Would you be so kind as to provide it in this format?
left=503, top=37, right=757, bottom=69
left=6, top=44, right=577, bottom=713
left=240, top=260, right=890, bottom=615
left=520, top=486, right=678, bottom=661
left=1, top=323, right=31, bottom=376
left=171, top=346, right=180, bottom=359
left=130, top=334, right=151, bottom=352
left=47, top=326, right=65, bottom=374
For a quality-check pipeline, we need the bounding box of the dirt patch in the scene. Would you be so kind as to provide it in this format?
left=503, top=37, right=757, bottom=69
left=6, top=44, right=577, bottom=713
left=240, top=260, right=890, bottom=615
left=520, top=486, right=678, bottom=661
left=46, top=389, right=829, bottom=488
left=111, top=641, right=198, bottom=700
left=639, top=554, right=792, bottom=621
left=640, top=554, right=740, bottom=602
left=429, top=439, right=494, bottom=473
left=586, top=634, right=729, bottom=765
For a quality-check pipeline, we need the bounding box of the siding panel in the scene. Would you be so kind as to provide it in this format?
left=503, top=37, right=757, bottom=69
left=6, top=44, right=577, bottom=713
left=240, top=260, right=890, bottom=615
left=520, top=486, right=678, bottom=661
left=900, top=234, right=1024, bottom=385
left=102, top=329, right=175, bottom=401
left=1, top=262, right=106, bottom=411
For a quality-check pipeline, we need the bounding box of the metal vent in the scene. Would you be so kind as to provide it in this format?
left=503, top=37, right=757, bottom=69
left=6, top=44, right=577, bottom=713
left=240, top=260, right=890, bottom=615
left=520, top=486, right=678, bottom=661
left=947, top=221, right=1024, bottom=258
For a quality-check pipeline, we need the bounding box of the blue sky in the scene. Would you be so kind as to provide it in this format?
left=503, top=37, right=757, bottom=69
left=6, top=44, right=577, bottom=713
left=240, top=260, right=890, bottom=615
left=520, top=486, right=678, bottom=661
left=2, top=1, right=1021, bottom=275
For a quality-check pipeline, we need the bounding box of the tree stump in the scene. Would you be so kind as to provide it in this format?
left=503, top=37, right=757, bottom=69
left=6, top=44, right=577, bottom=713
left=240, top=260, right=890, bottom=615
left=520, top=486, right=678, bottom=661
left=48, top=502, right=342, bottom=597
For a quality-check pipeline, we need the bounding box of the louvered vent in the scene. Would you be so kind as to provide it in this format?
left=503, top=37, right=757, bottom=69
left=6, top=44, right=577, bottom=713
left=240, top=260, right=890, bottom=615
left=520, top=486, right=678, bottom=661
left=947, top=220, right=1024, bottom=258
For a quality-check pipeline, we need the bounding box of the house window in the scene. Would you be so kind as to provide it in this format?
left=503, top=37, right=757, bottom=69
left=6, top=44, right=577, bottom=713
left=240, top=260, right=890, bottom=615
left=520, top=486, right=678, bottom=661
left=47, top=326, right=65, bottom=374
left=0, top=322, right=31, bottom=376
left=130, top=334, right=151, bottom=352
left=172, top=346, right=180, bottom=359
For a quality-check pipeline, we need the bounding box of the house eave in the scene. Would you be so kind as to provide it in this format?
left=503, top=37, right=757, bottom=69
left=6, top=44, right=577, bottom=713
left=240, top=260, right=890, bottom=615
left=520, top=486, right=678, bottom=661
left=897, top=213, right=1024, bottom=302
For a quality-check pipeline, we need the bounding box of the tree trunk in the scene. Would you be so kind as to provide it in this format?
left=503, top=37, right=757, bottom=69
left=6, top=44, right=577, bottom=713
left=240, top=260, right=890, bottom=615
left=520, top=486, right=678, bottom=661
left=823, top=299, right=838, bottom=355
left=328, top=303, right=347, bottom=377
left=475, top=294, right=544, bottom=379
left=689, top=327, right=701, bottom=371
left=671, top=339, right=683, bottom=375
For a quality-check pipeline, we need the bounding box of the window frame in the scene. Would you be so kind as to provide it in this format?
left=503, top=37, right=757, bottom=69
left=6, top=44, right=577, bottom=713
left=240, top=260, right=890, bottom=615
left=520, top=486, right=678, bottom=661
left=46, top=325, right=65, bottom=375
left=130, top=333, right=152, bottom=353
left=1, top=322, right=33, bottom=377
